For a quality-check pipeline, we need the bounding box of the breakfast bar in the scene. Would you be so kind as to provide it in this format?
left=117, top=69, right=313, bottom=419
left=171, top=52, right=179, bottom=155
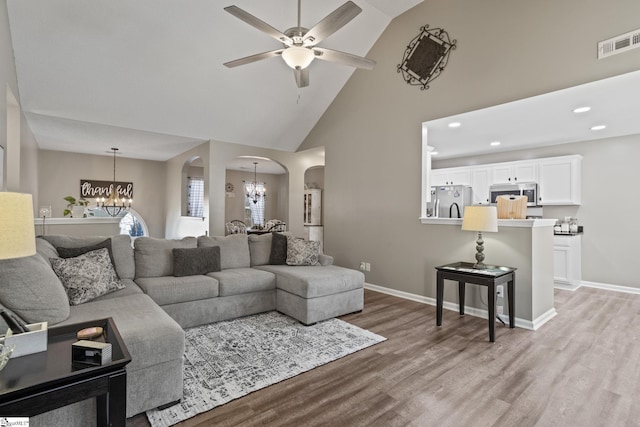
left=421, top=218, right=557, bottom=330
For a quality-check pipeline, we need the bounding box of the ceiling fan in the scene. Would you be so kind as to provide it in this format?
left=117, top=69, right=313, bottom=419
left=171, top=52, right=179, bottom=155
left=223, top=0, right=376, bottom=88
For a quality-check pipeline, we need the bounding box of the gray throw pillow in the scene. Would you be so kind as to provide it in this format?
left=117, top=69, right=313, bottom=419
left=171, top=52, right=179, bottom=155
left=50, top=248, right=125, bottom=305
left=134, top=236, right=197, bottom=278
left=0, top=252, right=70, bottom=324
left=286, top=236, right=320, bottom=266
left=269, top=232, right=288, bottom=265
left=173, top=246, right=221, bottom=277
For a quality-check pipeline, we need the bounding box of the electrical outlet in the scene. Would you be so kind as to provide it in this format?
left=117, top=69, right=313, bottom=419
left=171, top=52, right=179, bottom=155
left=365, top=263, right=371, bottom=272
left=360, top=262, right=366, bottom=271
left=496, top=285, right=504, bottom=298
left=497, top=305, right=504, bottom=315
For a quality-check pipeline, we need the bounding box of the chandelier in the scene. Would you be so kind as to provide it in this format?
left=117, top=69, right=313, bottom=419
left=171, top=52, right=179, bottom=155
left=98, top=148, right=131, bottom=217
left=244, top=162, right=266, bottom=204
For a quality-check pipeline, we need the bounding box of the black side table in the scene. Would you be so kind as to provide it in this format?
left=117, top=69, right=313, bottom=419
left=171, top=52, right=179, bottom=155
left=0, top=317, right=131, bottom=426
left=436, top=262, right=516, bottom=342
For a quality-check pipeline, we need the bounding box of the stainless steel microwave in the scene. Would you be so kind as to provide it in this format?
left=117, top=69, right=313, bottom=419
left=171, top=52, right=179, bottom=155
left=489, top=182, right=539, bottom=206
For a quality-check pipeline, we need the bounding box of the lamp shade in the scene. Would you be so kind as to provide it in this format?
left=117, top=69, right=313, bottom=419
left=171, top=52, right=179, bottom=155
left=282, top=46, right=315, bottom=69
left=0, top=192, right=36, bottom=260
left=461, top=205, right=498, bottom=233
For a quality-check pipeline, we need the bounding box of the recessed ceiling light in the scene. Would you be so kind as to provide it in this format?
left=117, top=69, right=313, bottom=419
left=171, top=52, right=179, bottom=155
left=490, top=141, right=501, bottom=146
left=431, top=151, right=439, bottom=156
left=573, top=106, right=591, bottom=113
left=591, top=125, right=607, bottom=131
left=448, top=122, right=461, bottom=128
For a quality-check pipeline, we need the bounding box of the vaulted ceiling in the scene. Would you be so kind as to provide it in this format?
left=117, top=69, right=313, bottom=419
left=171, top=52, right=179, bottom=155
left=6, top=0, right=422, bottom=161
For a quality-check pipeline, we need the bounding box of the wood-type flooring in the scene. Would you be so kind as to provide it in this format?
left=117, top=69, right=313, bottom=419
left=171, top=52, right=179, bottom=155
left=128, top=287, right=640, bottom=426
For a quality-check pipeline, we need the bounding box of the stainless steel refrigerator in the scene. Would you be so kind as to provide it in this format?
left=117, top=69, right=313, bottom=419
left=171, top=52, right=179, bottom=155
left=432, top=185, right=473, bottom=218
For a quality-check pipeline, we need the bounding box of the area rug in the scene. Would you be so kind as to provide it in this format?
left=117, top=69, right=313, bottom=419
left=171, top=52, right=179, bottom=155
left=145, top=311, right=386, bottom=427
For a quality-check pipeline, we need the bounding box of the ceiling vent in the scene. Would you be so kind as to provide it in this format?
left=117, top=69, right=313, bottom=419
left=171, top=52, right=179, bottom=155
left=598, top=28, right=640, bottom=59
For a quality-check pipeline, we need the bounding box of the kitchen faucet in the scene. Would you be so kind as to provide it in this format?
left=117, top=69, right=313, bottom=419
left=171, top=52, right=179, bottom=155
left=450, top=202, right=461, bottom=218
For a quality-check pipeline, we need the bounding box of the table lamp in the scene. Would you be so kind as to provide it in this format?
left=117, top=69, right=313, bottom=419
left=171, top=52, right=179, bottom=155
left=461, top=205, right=498, bottom=269
left=0, top=192, right=36, bottom=260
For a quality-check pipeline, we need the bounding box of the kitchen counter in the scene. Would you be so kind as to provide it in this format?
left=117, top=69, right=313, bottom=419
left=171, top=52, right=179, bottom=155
left=420, top=216, right=556, bottom=330
left=420, top=217, right=557, bottom=228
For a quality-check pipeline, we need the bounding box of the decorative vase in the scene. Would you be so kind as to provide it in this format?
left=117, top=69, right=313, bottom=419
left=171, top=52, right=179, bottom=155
left=71, top=206, right=86, bottom=218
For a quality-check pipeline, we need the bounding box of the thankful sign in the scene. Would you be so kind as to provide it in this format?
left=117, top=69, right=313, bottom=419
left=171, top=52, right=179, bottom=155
left=80, top=180, right=134, bottom=200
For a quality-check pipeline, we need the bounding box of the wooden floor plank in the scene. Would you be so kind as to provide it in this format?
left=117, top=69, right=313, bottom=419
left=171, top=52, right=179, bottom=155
left=129, top=287, right=640, bottom=427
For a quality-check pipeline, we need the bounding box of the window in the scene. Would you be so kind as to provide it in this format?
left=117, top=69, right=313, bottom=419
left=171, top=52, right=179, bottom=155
left=244, top=182, right=265, bottom=226
left=88, top=206, right=149, bottom=238
left=119, top=212, right=147, bottom=237
left=187, top=177, right=204, bottom=217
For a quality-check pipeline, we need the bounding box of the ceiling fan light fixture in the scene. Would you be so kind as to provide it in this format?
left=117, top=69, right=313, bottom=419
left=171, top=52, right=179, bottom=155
left=282, top=46, right=314, bottom=69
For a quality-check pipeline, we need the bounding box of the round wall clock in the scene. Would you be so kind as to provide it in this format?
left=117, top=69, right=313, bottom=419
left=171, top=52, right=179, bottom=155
left=225, top=182, right=234, bottom=192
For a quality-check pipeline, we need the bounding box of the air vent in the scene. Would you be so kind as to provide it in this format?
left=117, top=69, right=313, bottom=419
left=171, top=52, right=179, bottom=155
left=598, top=28, right=640, bottom=59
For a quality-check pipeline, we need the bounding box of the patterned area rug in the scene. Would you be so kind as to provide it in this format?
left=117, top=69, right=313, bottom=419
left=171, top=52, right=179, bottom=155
left=146, top=311, right=386, bottom=427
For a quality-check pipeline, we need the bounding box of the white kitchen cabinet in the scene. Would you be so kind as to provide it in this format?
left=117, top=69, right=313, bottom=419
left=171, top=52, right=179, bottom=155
left=491, top=161, right=538, bottom=184
left=303, top=189, right=322, bottom=225
left=553, top=234, right=582, bottom=290
left=538, top=155, right=582, bottom=205
left=431, top=154, right=581, bottom=207
left=471, top=167, right=492, bottom=205
left=432, top=167, right=471, bottom=186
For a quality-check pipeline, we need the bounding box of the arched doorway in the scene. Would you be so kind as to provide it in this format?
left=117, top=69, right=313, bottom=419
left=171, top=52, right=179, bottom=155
left=225, top=156, right=288, bottom=232
left=182, top=157, right=205, bottom=218
left=304, top=166, right=324, bottom=249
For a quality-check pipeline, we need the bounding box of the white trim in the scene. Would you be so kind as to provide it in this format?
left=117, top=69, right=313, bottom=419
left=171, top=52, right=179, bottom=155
left=554, top=279, right=640, bottom=295
left=553, top=282, right=581, bottom=291
left=580, top=280, right=640, bottom=295
left=364, top=282, right=556, bottom=331
left=34, top=217, right=120, bottom=225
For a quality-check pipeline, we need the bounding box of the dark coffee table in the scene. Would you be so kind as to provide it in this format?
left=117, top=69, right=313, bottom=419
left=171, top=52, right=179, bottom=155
left=435, top=262, right=516, bottom=342
left=0, top=317, right=131, bottom=426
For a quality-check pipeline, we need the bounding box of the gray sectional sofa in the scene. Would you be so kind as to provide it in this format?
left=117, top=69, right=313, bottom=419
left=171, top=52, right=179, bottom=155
left=0, top=232, right=364, bottom=426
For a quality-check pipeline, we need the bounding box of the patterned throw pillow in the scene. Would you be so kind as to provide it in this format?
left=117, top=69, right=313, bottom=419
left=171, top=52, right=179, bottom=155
left=50, top=248, right=125, bottom=305
left=286, top=236, right=320, bottom=266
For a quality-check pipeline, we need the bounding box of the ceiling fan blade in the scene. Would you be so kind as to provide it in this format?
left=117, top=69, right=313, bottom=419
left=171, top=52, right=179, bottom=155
left=313, top=47, right=375, bottom=70
left=294, top=67, right=309, bottom=88
left=224, top=49, right=284, bottom=68
left=224, top=6, right=293, bottom=45
left=303, top=1, right=362, bottom=46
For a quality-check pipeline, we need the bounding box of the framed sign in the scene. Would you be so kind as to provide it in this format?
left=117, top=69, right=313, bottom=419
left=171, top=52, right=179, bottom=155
left=80, top=180, right=133, bottom=201
left=398, top=25, right=456, bottom=91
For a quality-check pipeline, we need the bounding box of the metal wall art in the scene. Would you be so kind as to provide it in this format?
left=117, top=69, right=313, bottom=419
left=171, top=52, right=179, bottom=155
left=398, top=25, right=456, bottom=91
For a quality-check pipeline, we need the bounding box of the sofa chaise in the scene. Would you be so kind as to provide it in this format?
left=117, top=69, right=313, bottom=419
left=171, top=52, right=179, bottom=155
left=0, top=232, right=364, bottom=426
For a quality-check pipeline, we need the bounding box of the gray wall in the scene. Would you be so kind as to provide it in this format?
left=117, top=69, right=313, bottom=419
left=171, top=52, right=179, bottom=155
left=298, top=0, right=640, bottom=296
left=1, top=0, right=18, bottom=168
left=1, top=0, right=39, bottom=198
left=38, top=150, right=166, bottom=237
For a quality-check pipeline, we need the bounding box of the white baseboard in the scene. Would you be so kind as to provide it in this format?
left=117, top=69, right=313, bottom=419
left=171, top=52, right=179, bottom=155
left=554, top=282, right=581, bottom=291
left=364, top=283, right=556, bottom=331
left=555, top=279, right=640, bottom=294
left=580, top=280, right=640, bottom=295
